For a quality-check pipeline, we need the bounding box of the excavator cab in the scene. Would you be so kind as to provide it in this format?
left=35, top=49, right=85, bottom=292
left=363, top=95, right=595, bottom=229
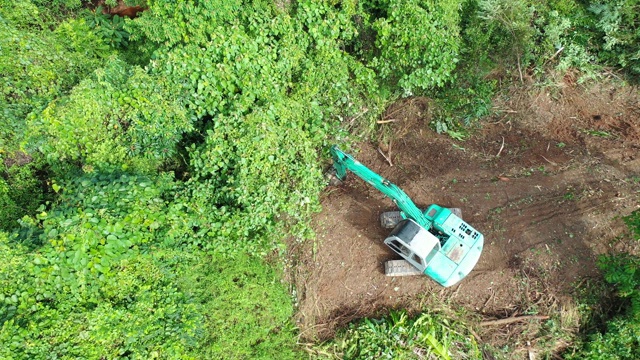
left=384, top=219, right=441, bottom=272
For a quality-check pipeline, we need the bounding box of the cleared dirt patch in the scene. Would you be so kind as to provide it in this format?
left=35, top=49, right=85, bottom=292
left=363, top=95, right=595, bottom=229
left=291, top=81, right=640, bottom=352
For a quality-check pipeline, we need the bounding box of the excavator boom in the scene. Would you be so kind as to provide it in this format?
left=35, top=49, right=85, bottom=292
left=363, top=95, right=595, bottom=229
left=330, top=146, right=429, bottom=226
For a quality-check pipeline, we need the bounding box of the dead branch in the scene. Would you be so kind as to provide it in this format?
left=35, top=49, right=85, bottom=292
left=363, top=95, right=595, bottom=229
left=377, top=147, right=393, bottom=166
left=468, top=327, right=482, bottom=343
left=547, top=46, right=565, bottom=63
left=496, top=137, right=505, bottom=157
left=349, top=108, right=369, bottom=124
left=540, top=155, right=558, bottom=166
left=480, top=290, right=495, bottom=312
left=480, top=315, right=550, bottom=327
left=377, top=119, right=398, bottom=124
left=517, top=55, right=523, bottom=83
left=383, top=98, right=415, bottom=119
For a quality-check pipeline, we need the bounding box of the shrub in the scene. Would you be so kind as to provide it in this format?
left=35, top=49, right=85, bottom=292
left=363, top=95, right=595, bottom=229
left=0, top=157, right=47, bottom=231
left=0, top=171, right=302, bottom=358
left=472, top=0, right=597, bottom=77
left=356, top=0, right=462, bottom=94
left=588, top=0, right=640, bottom=75
left=567, top=210, right=640, bottom=359
left=28, top=58, right=191, bottom=170
left=0, top=178, right=18, bottom=231
left=0, top=0, right=110, bottom=148
left=180, top=254, right=301, bottom=359
left=331, top=310, right=481, bottom=359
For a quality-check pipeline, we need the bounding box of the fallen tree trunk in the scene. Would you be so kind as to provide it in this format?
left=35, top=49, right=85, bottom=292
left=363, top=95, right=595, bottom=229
left=94, top=0, right=147, bottom=18
left=480, top=315, right=550, bottom=327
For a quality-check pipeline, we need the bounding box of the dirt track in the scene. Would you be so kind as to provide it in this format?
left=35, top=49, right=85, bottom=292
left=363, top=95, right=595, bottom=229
left=290, top=81, right=640, bottom=347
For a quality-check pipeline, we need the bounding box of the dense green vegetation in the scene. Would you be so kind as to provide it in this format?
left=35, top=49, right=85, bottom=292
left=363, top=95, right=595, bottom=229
left=333, top=310, right=481, bottom=359
left=566, top=210, right=640, bottom=360
left=1, top=0, right=639, bottom=358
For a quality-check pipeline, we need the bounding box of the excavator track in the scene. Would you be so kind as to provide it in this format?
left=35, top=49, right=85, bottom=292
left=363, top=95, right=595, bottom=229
left=384, top=259, right=423, bottom=276
left=380, top=211, right=404, bottom=229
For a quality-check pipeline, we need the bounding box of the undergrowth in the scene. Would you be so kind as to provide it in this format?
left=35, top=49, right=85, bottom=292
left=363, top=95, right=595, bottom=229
left=314, top=308, right=481, bottom=359
left=564, top=210, right=640, bottom=359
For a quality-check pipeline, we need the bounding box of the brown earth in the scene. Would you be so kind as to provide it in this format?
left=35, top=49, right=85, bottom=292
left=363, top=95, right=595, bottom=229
left=289, top=80, right=640, bottom=356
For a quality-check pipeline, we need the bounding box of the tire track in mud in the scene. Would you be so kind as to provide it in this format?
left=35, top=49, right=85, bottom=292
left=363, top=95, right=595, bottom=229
left=444, top=166, right=628, bottom=276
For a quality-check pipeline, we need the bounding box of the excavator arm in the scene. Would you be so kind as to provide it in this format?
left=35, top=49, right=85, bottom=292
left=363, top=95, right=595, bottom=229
left=330, top=145, right=431, bottom=227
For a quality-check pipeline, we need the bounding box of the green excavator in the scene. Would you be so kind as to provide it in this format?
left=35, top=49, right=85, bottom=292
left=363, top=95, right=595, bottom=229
left=330, top=145, right=484, bottom=287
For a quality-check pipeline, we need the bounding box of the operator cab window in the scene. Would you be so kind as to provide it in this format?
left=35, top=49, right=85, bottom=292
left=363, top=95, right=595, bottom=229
left=411, top=253, right=423, bottom=267
left=387, top=239, right=411, bottom=257
left=424, top=245, right=439, bottom=267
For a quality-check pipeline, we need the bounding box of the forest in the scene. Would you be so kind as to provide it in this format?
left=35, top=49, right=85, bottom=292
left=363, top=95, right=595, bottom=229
left=1, top=0, right=639, bottom=359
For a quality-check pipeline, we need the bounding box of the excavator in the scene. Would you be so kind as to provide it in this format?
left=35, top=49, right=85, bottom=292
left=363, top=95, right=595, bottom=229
left=329, top=145, right=483, bottom=287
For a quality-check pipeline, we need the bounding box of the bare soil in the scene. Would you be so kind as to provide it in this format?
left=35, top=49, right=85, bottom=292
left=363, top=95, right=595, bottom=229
left=290, top=80, right=640, bottom=355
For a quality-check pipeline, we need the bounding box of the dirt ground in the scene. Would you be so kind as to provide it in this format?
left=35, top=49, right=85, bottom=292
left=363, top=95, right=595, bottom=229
left=290, top=80, right=640, bottom=356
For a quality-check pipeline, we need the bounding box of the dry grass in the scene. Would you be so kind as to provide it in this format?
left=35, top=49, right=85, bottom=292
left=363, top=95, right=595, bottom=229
left=475, top=264, right=582, bottom=359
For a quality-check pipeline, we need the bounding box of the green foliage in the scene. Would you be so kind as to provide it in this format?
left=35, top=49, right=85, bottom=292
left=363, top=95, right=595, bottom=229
left=0, top=171, right=301, bottom=358
left=86, top=10, right=131, bottom=48
left=332, top=310, right=480, bottom=359
left=599, top=210, right=640, bottom=316
left=183, top=103, right=326, bottom=254
left=409, top=0, right=501, bottom=134
left=30, top=0, right=84, bottom=12
left=358, top=0, right=462, bottom=93
left=570, top=318, right=640, bottom=360
left=472, top=0, right=597, bottom=77
left=567, top=210, right=640, bottom=359
left=112, top=0, right=384, bottom=251
left=477, top=0, right=535, bottom=64
left=0, top=239, right=206, bottom=358
left=531, top=2, right=597, bottom=75
left=465, top=0, right=638, bottom=78
left=129, top=0, right=374, bottom=117
left=20, top=172, right=179, bottom=298
left=0, top=156, right=47, bottom=231
left=0, top=179, right=15, bottom=230
left=623, top=209, right=640, bottom=240
left=1, top=0, right=45, bottom=26
left=0, top=0, right=110, bottom=148
left=566, top=254, right=640, bottom=359
left=589, top=0, right=640, bottom=75
left=85, top=5, right=157, bottom=66
left=430, top=77, right=496, bottom=135
left=28, top=58, right=191, bottom=169
left=599, top=254, right=640, bottom=315
left=180, top=255, right=300, bottom=359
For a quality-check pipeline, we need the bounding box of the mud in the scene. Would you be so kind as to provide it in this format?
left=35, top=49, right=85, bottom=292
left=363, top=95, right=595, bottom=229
left=291, top=81, right=640, bottom=347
